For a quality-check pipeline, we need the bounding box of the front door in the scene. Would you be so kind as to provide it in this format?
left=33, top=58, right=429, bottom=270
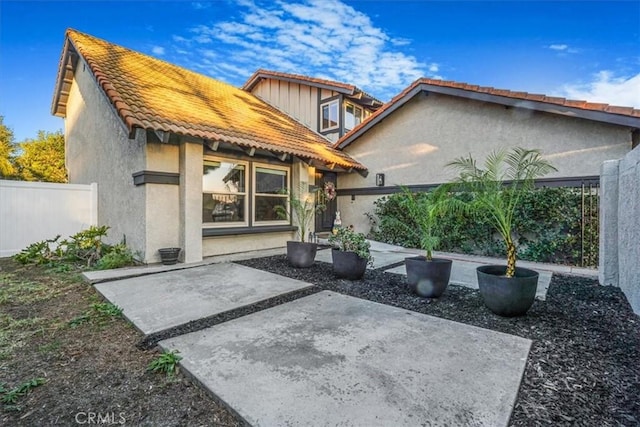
left=315, top=171, right=337, bottom=232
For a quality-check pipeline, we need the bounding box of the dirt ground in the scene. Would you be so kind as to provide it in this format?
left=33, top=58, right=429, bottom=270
left=0, top=258, right=239, bottom=426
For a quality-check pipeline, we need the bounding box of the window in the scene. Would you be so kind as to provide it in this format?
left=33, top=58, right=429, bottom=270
left=203, top=157, right=291, bottom=228
left=344, top=103, right=363, bottom=131
left=254, top=165, right=289, bottom=224
left=320, top=100, right=339, bottom=131
left=202, top=159, right=247, bottom=225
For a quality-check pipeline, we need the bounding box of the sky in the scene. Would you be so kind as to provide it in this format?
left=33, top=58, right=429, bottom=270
left=1, top=0, right=639, bottom=142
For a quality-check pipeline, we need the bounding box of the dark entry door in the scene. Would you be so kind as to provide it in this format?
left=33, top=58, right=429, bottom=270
left=316, top=171, right=337, bottom=232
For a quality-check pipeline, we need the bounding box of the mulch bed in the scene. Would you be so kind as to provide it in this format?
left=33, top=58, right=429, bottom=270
left=237, top=254, right=640, bottom=426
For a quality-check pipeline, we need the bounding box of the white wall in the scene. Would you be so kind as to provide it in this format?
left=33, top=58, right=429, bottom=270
left=600, top=147, right=640, bottom=314
left=65, top=57, right=148, bottom=257
left=0, top=180, right=97, bottom=257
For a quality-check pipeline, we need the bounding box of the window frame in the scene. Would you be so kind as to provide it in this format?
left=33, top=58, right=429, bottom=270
left=344, top=102, right=363, bottom=132
left=252, top=162, right=291, bottom=226
left=320, top=99, right=340, bottom=131
left=202, top=157, right=249, bottom=228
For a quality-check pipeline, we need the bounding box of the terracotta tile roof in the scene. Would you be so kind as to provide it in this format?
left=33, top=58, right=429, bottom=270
left=243, top=69, right=383, bottom=108
left=336, top=77, right=640, bottom=149
left=52, top=29, right=365, bottom=171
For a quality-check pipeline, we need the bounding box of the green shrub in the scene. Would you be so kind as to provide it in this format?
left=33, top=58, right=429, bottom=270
left=95, top=243, right=135, bottom=270
left=328, top=226, right=373, bottom=263
left=368, top=187, right=598, bottom=267
left=13, top=226, right=139, bottom=270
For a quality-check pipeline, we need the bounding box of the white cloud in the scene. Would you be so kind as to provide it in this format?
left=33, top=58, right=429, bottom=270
left=151, top=46, right=165, bottom=56
left=549, top=44, right=568, bottom=51
left=547, top=43, right=579, bottom=54
left=561, top=71, right=640, bottom=108
left=171, top=0, right=434, bottom=100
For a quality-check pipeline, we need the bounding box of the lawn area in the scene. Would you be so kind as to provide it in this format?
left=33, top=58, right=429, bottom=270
left=0, top=257, right=238, bottom=426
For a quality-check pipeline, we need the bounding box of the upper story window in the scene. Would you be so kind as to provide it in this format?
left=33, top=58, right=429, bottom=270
left=344, top=103, right=363, bottom=132
left=320, top=100, right=339, bottom=131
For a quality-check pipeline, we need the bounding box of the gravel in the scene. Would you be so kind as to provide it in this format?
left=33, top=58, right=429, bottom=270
left=235, top=254, right=640, bottom=427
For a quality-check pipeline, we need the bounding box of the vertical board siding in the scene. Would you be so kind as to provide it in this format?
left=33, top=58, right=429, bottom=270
left=0, top=180, right=98, bottom=257
left=249, top=80, right=318, bottom=131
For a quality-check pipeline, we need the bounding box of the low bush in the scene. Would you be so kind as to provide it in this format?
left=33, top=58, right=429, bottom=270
left=13, top=226, right=139, bottom=270
left=367, top=187, right=598, bottom=267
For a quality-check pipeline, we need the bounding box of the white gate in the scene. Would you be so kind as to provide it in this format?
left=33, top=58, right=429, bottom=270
left=0, top=180, right=97, bottom=257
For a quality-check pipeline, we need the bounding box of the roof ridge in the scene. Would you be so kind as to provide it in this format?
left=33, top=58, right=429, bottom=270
left=243, top=69, right=384, bottom=106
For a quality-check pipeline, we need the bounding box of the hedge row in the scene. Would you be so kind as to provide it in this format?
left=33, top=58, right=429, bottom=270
left=366, top=187, right=598, bottom=267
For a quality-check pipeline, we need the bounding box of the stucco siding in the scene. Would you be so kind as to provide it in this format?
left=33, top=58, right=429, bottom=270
left=339, top=93, right=633, bottom=232
left=65, top=58, right=147, bottom=255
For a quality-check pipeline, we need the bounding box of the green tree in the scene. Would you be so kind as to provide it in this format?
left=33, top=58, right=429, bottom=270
left=15, top=130, right=67, bottom=183
left=0, top=116, right=17, bottom=178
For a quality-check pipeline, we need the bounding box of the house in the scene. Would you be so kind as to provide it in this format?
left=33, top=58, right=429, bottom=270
left=52, top=28, right=640, bottom=264
left=51, top=29, right=365, bottom=263
left=332, top=78, right=640, bottom=232
left=242, top=69, right=382, bottom=231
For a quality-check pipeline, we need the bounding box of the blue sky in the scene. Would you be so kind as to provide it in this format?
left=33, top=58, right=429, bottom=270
left=1, top=0, right=639, bottom=142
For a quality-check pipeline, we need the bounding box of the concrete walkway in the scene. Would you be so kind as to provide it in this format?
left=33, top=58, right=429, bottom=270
left=94, top=262, right=311, bottom=335
left=85, top=241, right=596, bottom=426
left=161, top=291, right=531, bottom=426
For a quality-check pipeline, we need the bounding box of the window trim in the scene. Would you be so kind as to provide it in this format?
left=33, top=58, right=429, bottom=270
left=202, top=157, right=249, bottom=228
left=344, top=102, right=363, bottom=132
left=252, top=161, right=291, bottom=226
left=320, top=99, right=340, bottom=131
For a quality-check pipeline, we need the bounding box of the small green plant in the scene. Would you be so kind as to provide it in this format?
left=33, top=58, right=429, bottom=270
left=1, top=378, right=46, bottom=405
left=274, top=183, right=327, bottom=242
left=68, top=302, right=122, bottom=328
left=13, top=235, right=62, bottom=265
left=398, top=185, right=468, bottom=260
left=328, top=226, right=373, bottom=263
left=68, top=313, right=91, bottom=328
left=447, top=147, right=557, bottom=277
left=13, top=226, right=138, bottom=270
left=92, top=302, right=123, bottom=317
left=147, top=350, right=182, bottom=376
left=95, top=243, right=135, bottom=270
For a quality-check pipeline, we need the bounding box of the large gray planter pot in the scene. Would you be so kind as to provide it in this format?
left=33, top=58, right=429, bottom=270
left=331, top=249, right=367, bottom=280
left=477, top=265, right=539, bottom=317
left=405, top=256, right=452, bottom=298
left=286, top=241, right=318, bottom=268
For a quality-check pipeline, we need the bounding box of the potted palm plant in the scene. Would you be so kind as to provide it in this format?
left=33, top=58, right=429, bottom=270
left=447, top=147, right=557, bottom=316
left=275, top=183, right=327, bottom=268
left=328, top=226, right=372, bottom=280
left=400, top=185, right=464, bottom=298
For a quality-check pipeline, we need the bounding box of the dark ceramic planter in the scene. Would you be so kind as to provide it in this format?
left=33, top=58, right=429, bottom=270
left=286, top=241, right=318, bottom=268
left=405, top=256, right=452, bottom=298
left=158, top=247, right=181, bottom=265
left=331, top=248, right=368, bottom=280
left=477, top=265, right=539, bottom=317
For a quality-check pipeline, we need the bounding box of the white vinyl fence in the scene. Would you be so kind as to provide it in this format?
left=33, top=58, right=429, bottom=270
left=0, top=180, right=97, bottom=257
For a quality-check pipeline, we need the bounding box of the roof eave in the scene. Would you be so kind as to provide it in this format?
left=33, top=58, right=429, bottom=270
left=421, top=84, right=640, bottom=129
left=51, top=37, right=74, bottom=117
left=243, top=71, right=356, bottom=95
